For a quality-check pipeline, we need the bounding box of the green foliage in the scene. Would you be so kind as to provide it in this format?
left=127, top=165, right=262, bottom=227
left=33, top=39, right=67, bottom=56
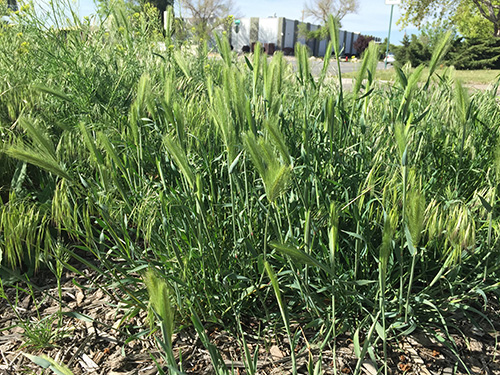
left=297, top=23, right=330, bottom=41
left=453, top=1, right=493, bottom=38
left=394, top=33, right=431, bottom=67
left=24, top=353, right=74, bottom=375
left=393, top=27, right=500, bottom=70
left=399, top=0, right=500, bottom=38
left=447, top=37, right=500, bottom=69
left=419, top=20, right=458, bottom=50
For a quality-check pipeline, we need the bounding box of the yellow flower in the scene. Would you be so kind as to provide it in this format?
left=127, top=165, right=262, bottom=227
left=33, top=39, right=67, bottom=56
left=16, top=32, right=23, bottom=37
left=18, top=41, right=29, bottom=54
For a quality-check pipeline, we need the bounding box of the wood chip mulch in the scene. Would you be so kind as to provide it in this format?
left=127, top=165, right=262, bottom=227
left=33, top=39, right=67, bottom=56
left=1, top=265, right=499, bottom=375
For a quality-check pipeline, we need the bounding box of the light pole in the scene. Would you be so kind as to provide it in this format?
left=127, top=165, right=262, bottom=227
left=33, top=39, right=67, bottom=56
left=384, top=0, right=400, bottom=69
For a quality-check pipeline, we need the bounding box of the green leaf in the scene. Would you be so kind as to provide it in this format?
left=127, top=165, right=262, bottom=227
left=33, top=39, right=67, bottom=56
left=479, top=195, right=492, bottom=213
left=62, top=311, right=94, bottom=323
left=353, top=327, right=361, bottom=358
left=270, top=242, right=334, bottom=276
left=33, top=85, right=71, bottom=102
left=23, top=353, right=74, bottom=375
left=23, top=353, right=51, bottom=368
left=404, top=225, right=417, bottom=257
left=375, top=321, right=385, bottom=341
left=244, top=55, right=253, bottom=71
left=4, top=147, right=72, bottom=181
left=228, top=151, right=242, bottom=174
left=163, top=134, right=195, bottom=190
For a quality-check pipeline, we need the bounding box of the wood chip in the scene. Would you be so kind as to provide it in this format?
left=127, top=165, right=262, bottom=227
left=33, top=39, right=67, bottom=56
left=270, top=344, right=284, bottom=359
left=76, top=290, right=85, bottom=306
left=361, top=360, right=377, bottom=375
left=80, top=352, right=99, bottom=370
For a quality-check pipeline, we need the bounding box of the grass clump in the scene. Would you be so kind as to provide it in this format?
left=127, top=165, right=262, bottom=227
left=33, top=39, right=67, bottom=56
left=0, top=3, right=499, bottom=374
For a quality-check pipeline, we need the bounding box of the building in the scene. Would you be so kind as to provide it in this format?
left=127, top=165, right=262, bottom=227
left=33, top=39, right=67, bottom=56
left=231, top=17, right=360, bottom=57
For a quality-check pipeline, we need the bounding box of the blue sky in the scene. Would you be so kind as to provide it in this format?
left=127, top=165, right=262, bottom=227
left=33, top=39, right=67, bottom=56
left=76, top=0, right=417, bottom=45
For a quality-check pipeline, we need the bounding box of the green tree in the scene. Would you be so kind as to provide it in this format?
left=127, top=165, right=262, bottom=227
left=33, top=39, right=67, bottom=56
left=98, top=0, right=173, bottom=27
left=394, top=33, right=411, bottom=65
left=453, top=1, right=494, bottom=37
left=144, top=0, right=173, bottom=26
left=419, top=19, right=458, bottom=50
left=394, top=33, right=431, bottom=66
left=399, top=0, right=500, bottom=37
left=1, top=0, right=17, bottom=15
left=447, top=37, right=500, bottom=68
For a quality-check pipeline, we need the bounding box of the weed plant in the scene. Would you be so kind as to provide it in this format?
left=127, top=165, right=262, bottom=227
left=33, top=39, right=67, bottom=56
left=1, top=4, right=500, bottom=374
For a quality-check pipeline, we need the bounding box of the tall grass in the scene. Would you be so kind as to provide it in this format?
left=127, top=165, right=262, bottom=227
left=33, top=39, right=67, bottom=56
left=1, top=3, right=499, bottom=373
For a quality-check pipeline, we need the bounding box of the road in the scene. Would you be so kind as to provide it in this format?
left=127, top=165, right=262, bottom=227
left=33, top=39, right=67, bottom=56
left=295, top=59, right=390, bottom=76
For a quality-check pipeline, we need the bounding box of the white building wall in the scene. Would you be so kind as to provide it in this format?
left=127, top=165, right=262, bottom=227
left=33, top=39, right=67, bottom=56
left=232, top=18, right=251, bottom=52
left=224, top=16, right=363, bottom=56
left=258, top=18, right=279, bottom=44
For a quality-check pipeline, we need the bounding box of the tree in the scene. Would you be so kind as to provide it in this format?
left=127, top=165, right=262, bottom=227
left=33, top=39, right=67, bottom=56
left=447, top=37, right=500, bottom=68
left=145, top=0, right=173, bottom=26
left=97, top=0, right=172, bottom=28
left=419, top=19, right=458, bottom=50
left=1, top=0, right=17, bottom=15
left=7, top=0, right=17, bottom=11
left=303, top=0, right=359, bottom=24
left=393, top=33, right=432, bottom=66
left=399, top=0, right=500, bottom=37
left=182, top=0, right=238, bottom=40
left=453, top=1, right=494, bottom=37
left=353, top=34, right=374, bottom=54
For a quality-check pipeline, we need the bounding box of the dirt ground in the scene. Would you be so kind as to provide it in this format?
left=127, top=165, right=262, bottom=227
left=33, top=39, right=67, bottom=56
left=0, top=261, right=499, bottom=375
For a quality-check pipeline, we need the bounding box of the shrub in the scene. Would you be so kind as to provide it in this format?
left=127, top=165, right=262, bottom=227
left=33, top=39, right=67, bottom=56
left=353, top=34, right=374, bottom=55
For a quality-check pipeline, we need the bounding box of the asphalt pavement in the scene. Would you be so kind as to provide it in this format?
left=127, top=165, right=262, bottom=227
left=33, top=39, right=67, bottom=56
left=300, top=59, right=390, bottom=76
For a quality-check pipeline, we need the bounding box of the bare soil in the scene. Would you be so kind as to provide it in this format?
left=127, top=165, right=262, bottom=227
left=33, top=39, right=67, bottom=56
left=1, top=262, right=499, bottom=375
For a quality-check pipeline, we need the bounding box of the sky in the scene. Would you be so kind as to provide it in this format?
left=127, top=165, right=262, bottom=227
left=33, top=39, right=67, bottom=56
left=75, top=0, right=418, bottom=45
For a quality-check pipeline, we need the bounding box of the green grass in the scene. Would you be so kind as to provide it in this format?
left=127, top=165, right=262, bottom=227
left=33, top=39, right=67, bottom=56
left=1, top=6, right=499, bottom=375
